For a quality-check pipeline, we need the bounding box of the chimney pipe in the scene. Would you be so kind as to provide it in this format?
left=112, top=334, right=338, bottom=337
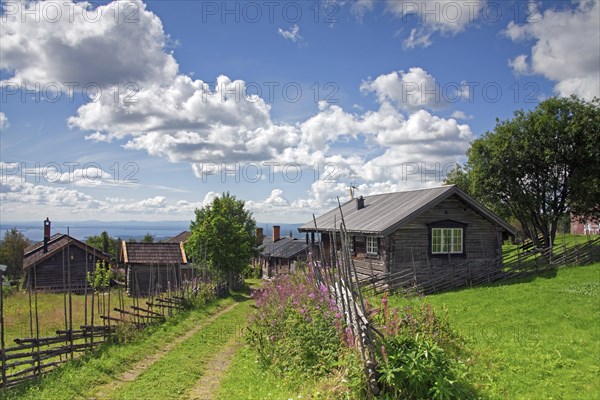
left=43, top=217, right=51, bottom=253
left=273, top=225, right=281, bottom=242
left=256, top=227, right=264, bottom=245
left=356, top=196, right=365, bottom=210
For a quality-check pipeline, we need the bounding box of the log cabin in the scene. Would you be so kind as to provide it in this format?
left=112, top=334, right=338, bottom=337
left=23, top=219, right=111, bottom=292
left=258, top=225, right=309, bottom=277
left=299, top=185, right=516, bottom=290
left=120, top=241, right=189, bottom=296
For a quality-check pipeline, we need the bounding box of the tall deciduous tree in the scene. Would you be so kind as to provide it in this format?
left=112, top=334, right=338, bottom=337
left=0, top=228, right=30, bottom=279
left=86, top=231, right=121, bottom=259
left=185, top=192, right=257, bottom=290
left=445, top=164, right=512, bottom=221
left=467, top=95, right=600, bottom=248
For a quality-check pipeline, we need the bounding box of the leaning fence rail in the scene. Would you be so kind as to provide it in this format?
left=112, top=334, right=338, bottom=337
left=358, top=236, right=600, bottom=295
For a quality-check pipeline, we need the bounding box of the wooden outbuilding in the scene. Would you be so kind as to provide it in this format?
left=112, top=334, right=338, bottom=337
left=23, top=219, right=111, bottom=292
left=120, top=241, right=188, bottom=296
left=165, top=231, right=191, bottom=243
left=299, top=185, right=516, bottom=289
left=258, top=226, right=309, bottom=277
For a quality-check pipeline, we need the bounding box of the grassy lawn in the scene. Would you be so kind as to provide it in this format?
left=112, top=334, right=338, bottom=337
left=215, top=343, right=350, bottom=400
left=382, top=263, right=600, bottom=399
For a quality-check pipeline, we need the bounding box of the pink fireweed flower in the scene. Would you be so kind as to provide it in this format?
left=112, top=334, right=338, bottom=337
left=345, top=327, right=354, bottom=347
left=381, top=345, right=389, bottom=362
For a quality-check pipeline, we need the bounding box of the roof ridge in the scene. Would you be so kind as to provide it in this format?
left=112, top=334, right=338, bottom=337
left=361, top=184, right=454, bottom=198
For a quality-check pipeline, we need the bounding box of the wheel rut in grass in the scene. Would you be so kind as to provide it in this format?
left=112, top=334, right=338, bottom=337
left=184, top=330, right=244, bottom=400
left=90, top=302, right=240, bottom=399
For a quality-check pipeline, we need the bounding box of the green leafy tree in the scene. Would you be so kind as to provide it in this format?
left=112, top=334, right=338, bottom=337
left=444, top=164, right=512, bottom=221
left=142, top=233, right=155, bottom=243
left=466, top=95, right=600, bottom=248
left=86, top=231, right=121, bottom=259
left=0, top=228, right=30, bottom=279
left=185, top=192, right=257, bottom=290
left=86, top=260, right=113, bottom=292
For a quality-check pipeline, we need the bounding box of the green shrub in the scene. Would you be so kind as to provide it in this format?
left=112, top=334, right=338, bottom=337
left=112, top=322, right=144, bottom=344
left=370, top=293, right=472, bottom=399
left=183, top=283, right=216, bottom=308
left=378, top=334, right=469, bottom=399
left=1, top=284, right=15, bottom=297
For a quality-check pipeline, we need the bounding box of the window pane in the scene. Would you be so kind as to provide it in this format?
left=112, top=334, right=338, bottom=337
left=432, top=227, right=463, bottom=254
left=367, top=237, right=378, bottom=255
left=453, top=228, right=462, bottom=253
left=442, top=228, right=452, bottom=252
left=432, top=229, right=441, bottom=253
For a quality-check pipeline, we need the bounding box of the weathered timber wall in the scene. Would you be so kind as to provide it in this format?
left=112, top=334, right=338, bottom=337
left=26, top=246, right=98, bottom=292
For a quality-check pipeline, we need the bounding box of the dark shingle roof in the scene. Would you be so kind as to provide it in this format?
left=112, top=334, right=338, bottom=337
left=165, top=231, right=191, bottom=243
left=299, top=185, right=516, bottom=236
left=259, top=236, right=308, bottom=259
left=121, top=242, right=187, bottom=264
left=23, top=234, right=111, bottom=270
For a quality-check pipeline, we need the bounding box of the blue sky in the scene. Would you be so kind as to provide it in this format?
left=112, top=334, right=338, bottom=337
left=1, top=0, right=598, bottom=224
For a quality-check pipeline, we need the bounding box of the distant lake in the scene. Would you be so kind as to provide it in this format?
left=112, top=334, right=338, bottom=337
left=0, top=221, right=304, bottom=243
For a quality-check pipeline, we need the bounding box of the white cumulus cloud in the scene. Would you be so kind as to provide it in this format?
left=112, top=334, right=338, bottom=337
left=504, top=0, right=600, bottom=100
left=360, top=68, right=448, bottom=111
left=0, top=0, right=178, bottom=90
left=387, top=0, right=487, bottom=48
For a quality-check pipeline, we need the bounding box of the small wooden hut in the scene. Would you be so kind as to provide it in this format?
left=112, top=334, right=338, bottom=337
left=120, top=241, right=188, bottom=296
left=258, top=225, right=309, bottom=277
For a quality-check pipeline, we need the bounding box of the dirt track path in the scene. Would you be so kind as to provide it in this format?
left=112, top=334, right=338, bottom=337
left=89, top=302, right=240, bottom=399
left=184, top=334, right=243, bottom=400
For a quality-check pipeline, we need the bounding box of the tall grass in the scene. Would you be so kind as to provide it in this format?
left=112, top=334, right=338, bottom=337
left=2, top=290, right=135, bottom=345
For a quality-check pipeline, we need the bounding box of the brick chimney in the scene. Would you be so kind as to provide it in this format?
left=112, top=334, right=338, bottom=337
left=43, top=217, right=51, bottom=253
left=273, top=225, right=281, bottom=242
left=256, top=227, right=264, bottom=245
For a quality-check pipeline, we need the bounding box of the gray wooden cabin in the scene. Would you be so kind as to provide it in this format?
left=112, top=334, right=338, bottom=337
left=121, top=241, right=189, bottom=297
left=299, top=185, right=516, bottom=290
left=23, top=233, right=112, bottom=292
left=258, top=226, right=309, bottom=277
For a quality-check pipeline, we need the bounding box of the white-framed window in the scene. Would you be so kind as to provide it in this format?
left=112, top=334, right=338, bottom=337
left=366, top=236, right=378, bottom=255
left=431, top=228, right=463, bottom=254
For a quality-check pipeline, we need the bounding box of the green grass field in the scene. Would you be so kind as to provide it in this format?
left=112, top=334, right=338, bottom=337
left=2, top=289, right=135, bottom=346
left=382, top=263, right=600, bottom=399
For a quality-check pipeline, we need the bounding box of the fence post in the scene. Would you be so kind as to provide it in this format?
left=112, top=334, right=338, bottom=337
left=1, top=270, right=6, bottom=389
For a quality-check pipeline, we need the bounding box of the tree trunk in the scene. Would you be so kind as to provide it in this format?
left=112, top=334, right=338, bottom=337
left=227, top=270, right=233, bottom=291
